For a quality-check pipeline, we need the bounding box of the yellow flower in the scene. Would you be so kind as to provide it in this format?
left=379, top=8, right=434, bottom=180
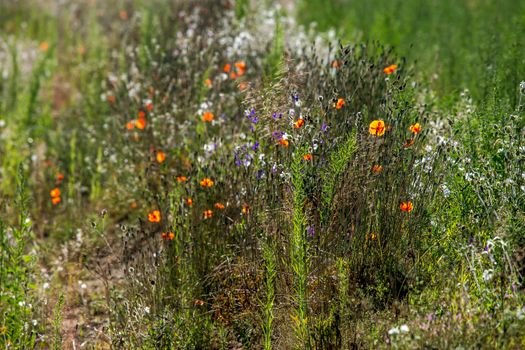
left=369, top=120, right=386, bottom=136
left=409, top=123, right=421, bottom=134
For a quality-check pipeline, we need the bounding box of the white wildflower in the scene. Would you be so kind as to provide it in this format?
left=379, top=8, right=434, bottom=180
left=388, top=327, right=400, bottom=335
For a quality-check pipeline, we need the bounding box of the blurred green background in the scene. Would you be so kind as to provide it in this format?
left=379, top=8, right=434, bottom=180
left=298, top=0, right=525, bottom=106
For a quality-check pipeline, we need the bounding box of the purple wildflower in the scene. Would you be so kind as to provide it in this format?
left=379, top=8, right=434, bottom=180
left=272, top=131, right=285, bottom=139
left=307, top=226, right=315, bottom=237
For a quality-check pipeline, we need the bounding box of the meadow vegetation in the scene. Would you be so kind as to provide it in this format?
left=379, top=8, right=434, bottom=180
left=0, top=0, right=523, bottom=349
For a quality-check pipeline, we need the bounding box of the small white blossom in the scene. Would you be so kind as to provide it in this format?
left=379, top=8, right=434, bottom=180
left=482, top=269, right=494, bottom=282
left=388, top=327, right=400, bottom=335
left=442, top=184, right=451, bottom=198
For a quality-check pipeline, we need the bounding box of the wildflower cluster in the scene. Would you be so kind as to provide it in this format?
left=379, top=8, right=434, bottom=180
left=1, top=0, right=523, bottom=349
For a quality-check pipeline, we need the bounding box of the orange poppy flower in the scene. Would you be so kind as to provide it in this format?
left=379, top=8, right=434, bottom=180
left=404, top=138, right=415, bottom=148
left=242, top=204, right=250, bottom=214
left=156, top=150, right=166, bottom=164
left=203, top=209, right=213, bottom=219
left=161, top=232, right=175, bottom=241
left=56, top=173, right=65, bottom=182
left=214, top=202, right=225, bottom=209
left=369, top=120, right=386, bottom=136
left=148, top=210, right=161, bottom=223
left=185, top=198, right=193, bottom=206
left=294, top=118, right=305, bottom=129
left=200, top=178, right=214, bottom=187
left=39, top=41, right=49, bottom=52
left=138, top=110, right=146, bottom=119
left=303, top=153, right=313, bottom=161
left=400, top=201, right=413, bottom=213
left=119, top=9, right=128, bottom=20
left=202, top=111, right=214, bottom=122
left=335, top=98, right=345, bottom=109
left=126, top=121, right=135, bottom=130
left=223, top=63, right=231, bottom=73
left=50, top=188, right=61, bottom=198
left=130, top=202, right=138, bottom=209
left=383, top=64, right=398, bottom=75
left=409, top=123, right=421, bottom=134
left=204, top=78, right=212, bottom=87
left=177, top=176, right=187, bottom=183
left=331, top=60, right=342, bottom=69
left=229, top=71, right=238, bottom=79
left=238, top=82, right=248, bottom=91
left=51, top=196, right=61, bottom=205
left=146, top=103, right=154, bottom=112
left=279, top=138, right=289, bottom=147
left=234, top=61, right=246, bottom=76
left=136, top=117, right=146, bottom=129
left=107, top=95, right=116, bottom=104
left=371, top=165, right=383, bottom=174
